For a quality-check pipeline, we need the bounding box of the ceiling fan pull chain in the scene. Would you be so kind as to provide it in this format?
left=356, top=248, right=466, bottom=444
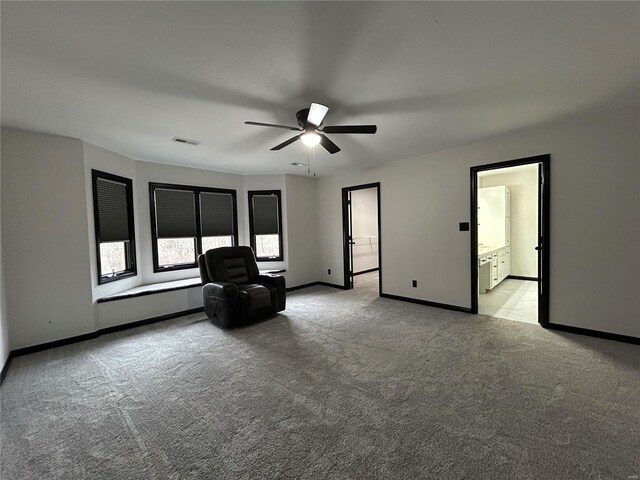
left=313, top=146, right=317, bottom=177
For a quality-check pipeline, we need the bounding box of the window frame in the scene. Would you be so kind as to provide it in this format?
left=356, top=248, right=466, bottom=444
left=92, top=169, right=137, bottom=284
left=149, top=182, right=238, bottom=273
left=248, top=190, right=284, bottom=262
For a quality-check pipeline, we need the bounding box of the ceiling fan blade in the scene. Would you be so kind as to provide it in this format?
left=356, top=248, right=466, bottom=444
left=245, top=121, right=301, bottom=131
left=319, top=134, right=341, bottom=154
left=322, top=125, right=377, bottom=134
left=307, top=103, right=329, bottom=127
left=270, top=135, right=301, bottom=151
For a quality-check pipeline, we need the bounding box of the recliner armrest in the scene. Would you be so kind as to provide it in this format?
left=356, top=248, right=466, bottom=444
left=203, top=281, right=238, bottom=299
left=257, top=274, right=285, bottom=290
left=203, top=282, right=240, bottom=328
left=257, top=274, right=286, bottom=312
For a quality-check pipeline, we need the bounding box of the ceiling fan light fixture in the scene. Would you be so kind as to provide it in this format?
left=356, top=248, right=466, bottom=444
left=300, top=132, right=321, bottom=147
left=245, top=102, right=376, bottom=154
left=307, top=103, right=329, bottom=127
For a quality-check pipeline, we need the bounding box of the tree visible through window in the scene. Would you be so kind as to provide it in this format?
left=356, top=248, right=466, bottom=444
left=100, top=242, right=127, bottom=275
left=157, top=238, right=196, bottom=266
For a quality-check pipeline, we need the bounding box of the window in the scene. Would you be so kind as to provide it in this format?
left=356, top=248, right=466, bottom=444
left=248, top=190, right=283, bottom=261
left=149, top=183, right=238, bottom=272
left=200, top=190, right=236, bottom=252
left=92, top=170, right=136, bottom=284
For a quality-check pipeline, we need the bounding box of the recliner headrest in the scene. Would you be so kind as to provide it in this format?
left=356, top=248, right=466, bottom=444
left=200, top=246, right=260, bottom=284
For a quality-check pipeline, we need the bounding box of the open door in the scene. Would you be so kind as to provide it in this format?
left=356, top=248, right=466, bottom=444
left=347, top=190, right=355, bottom=289
left=470, top=154, right=550, bottom=325
left=342, top=183, right=381, bottom=292
left=537, top=161, right=550, bottom=326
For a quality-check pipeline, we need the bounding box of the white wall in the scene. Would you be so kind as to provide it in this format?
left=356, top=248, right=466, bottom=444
left=480, top=166, right=538, bottom=277
left=351, top=188, right=379, bottom=273
left=316, top=105, right=640, bottom=337
left=97, top=287, right=202, bottom=329
left=0, top=147, right=10, bottom=371
left=2, top=128, right=95, bottom=348
left=285, top=174, right=320, bottom=287
left=317, top=161, right=471, bottom=306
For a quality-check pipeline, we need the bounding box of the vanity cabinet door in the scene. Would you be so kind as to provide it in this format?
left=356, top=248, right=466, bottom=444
left=497, top=257, right=505, bottom=281
left=497, top=247, right=510, bottom=282
left=505, top=217, right=511, bottom=246
left=505, top=187, right=511, bottom=218
left=504, top=250, right=511, bottom=279
left=491, top=259, right=499, bottom=288
left=478, top=186, right=511, bottom=248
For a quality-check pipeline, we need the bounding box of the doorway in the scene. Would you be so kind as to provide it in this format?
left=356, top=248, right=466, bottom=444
left=341, top=183, right=381, bottom=294
left=470, top=155, right=550, bottom=326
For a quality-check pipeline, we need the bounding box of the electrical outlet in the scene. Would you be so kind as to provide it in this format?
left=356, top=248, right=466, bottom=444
left=412, top=280, right=417, bottom=288
left=328, top=269, right=331, bottom=275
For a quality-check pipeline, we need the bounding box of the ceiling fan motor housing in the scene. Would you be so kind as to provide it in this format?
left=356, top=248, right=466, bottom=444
left=296, top=108, right=314, bottom=129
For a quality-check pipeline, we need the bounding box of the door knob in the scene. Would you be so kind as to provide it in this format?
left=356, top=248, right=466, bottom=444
left=535, top=246, right=542, bottom=251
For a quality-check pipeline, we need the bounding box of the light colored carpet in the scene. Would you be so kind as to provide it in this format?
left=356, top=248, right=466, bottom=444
left=1, top=273, right=638, bottom=479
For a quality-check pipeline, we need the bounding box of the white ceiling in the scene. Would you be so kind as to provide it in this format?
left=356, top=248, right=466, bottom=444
left=1, top=2, right=638, bottom=176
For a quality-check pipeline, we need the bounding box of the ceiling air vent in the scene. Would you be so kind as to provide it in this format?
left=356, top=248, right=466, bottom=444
left=172, top=136, right=200, bottom=146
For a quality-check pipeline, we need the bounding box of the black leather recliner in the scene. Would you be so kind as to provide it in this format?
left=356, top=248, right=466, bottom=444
left=198, top=246, right=286, bottom=328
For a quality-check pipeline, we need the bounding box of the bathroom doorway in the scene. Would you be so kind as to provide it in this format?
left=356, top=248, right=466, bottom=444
left=470, top=155, right=550, bottom=325
left=341, top=183, right=381, bottom=294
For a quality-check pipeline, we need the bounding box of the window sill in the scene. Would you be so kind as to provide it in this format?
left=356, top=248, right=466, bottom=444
left=98, top=270, right=137, bottom=285
left=97, top=277, right=202, bottom=303
left=152, top=263, right=198, bottom=274
left=96, top=270, right=286, bottom=303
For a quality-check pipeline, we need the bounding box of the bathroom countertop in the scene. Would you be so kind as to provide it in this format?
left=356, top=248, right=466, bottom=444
left=478, top=245, right=508, bottom=256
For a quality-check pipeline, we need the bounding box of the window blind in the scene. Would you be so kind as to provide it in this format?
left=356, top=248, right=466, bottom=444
left=96, top=177, right=131, bottom=242
left=252, top=195, right=279, bottom=235
left=154, top=188, right=196, bottom=238
left=200, top=192, right=234, bottom=236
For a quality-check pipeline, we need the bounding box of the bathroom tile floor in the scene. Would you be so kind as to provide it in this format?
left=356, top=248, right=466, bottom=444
left=479, top=278, right=538, bottom=324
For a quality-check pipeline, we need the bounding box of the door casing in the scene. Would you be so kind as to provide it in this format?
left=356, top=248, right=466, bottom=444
left=470, top=154, right=550, bottom=326
left=341, top=182, right=382, bottom=294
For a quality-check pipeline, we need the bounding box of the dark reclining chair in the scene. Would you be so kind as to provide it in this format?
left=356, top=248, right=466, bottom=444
left=198, top=246, right=286, bottom=328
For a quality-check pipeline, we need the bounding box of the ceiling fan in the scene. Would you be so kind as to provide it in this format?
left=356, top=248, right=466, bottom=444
left=244, top=103, right=377, bottom=154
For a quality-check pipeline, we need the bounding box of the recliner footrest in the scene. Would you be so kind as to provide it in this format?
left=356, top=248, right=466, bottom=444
left=239, top=284, right=272, bottom=311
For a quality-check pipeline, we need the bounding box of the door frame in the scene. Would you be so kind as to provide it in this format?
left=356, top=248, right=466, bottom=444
left=470, top=154, right=550, bottom=326
left=341, top=182, right=382, bottom=294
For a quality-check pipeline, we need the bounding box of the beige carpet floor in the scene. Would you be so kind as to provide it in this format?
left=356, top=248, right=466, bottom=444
left=2, top=274, right=638, bottom=479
